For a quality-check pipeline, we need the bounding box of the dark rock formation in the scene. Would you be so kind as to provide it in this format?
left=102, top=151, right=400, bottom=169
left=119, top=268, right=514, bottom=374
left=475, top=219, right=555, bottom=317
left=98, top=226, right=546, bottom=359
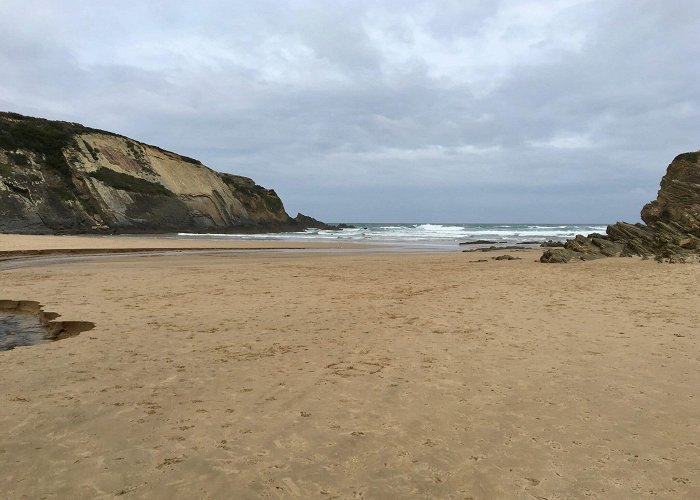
left=492, top=254, right=521, bottom=261
left=540, top=150, right=700, bottom=263
left=463, top=245, right=527, bottom=253
left=293, top=213, right=353, bottom=231
left=541, top=240, right=566, bottom=248
left=540, top=248, right=572, bottom=263
left=641, top=151, right=700, bottom=233
left=459, top=239, right=499, bottom=245
left=293, top=213, right=331, bottom=229
left=0, top=112, right=330, bottom=234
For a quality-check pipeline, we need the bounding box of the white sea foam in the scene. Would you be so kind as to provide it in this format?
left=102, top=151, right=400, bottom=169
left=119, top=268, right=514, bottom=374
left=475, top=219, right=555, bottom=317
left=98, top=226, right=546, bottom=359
left=178, top=223, right=608, bottom=249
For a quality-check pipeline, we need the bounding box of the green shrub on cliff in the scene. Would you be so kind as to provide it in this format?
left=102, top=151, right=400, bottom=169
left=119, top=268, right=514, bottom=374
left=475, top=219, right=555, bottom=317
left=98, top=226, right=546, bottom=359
left=0, top=112, right=124, bottom=178
left=220, top=174, right=284, bottom=213
left=89, top=168, right=172, bottom=196
left=676, top=152, right=700, bottom=164
left=9, top=152, right=28, bottom=165
left=0, top=163, right=12, bottom=177
left=263, top=192, right=283, bottom=212
left=0, top=114, right=76, bottom=178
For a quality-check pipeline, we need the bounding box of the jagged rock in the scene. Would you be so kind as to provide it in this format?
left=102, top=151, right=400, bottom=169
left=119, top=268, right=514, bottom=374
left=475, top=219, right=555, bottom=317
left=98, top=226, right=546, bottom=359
left=541, top=240, right=565, bottom=248
left=0, top=112, right=326, bottom=234
left=294, top=213, right=332, bottom=230
left=540, top=248, right=574, bottom=263
left=641, top=151, right=700, bottom=235
left=293, top=213, right=326, bottom=229
left=590, top=236, right=626, bottom=257
left=679, top=237, right=698, bottom=249
left=541, top=149, right=700, bottom=263
left=292, top=213, right=352, bottom=230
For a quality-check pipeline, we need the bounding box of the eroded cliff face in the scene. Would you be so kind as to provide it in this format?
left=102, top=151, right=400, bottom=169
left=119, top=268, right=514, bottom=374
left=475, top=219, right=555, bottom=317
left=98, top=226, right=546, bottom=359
left=640, top=152, right=700, bottom=235
left=0, top=112, right=297, bottom=234
left=541, top=150, right=700, bottom=263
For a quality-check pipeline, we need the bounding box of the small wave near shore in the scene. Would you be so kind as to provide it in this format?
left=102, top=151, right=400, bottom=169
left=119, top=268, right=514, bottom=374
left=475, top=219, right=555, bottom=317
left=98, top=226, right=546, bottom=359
left=179, top=223, right=608, bottom=249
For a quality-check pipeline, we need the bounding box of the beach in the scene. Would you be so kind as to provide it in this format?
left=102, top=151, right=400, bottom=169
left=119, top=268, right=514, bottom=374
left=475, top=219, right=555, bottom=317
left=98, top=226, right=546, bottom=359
left=1, top=235, right=699, bottom=499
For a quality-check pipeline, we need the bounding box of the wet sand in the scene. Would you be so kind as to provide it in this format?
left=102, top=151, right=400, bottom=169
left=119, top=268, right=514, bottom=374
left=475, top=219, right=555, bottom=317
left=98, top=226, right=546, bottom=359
left=0, top=235, right=699, bottom=499
left=0, top=233, right=368, bottom=252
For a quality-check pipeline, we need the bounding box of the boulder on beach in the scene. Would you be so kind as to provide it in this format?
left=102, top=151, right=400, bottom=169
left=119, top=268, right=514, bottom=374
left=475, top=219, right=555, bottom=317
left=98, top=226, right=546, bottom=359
left=492, top=254, right=521, bottom=261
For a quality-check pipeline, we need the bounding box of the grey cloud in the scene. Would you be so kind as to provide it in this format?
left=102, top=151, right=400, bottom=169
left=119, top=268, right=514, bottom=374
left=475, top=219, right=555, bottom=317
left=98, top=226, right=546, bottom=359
left=0, top=0, right=698, bottom=222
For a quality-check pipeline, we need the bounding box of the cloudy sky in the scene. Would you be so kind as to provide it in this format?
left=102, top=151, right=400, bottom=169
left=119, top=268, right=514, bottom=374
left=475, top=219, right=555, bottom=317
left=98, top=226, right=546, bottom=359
left=1, top=0, right=698, bottom=222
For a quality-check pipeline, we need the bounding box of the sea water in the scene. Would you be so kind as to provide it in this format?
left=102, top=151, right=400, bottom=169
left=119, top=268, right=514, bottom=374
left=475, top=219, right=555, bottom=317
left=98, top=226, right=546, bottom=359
left=178, top=223, right=607, bottom=250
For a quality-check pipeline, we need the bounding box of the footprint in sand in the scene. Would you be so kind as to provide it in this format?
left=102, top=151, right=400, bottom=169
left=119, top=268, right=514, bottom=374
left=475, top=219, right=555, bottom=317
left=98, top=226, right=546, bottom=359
left=325, top=360, right=384, bottom=377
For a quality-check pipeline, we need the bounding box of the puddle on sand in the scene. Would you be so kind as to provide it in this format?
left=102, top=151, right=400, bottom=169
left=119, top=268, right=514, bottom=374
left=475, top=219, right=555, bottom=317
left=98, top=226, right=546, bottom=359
left=0, top=301, right=95, bottom=351
left=0, top=312, right=51, bottom=351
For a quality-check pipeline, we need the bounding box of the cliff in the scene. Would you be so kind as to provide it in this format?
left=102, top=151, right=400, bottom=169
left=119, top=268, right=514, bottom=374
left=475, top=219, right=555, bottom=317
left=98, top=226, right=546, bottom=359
left=541, top=150, right=700, bottom=263
left=0, top=112, right=312, bottom=234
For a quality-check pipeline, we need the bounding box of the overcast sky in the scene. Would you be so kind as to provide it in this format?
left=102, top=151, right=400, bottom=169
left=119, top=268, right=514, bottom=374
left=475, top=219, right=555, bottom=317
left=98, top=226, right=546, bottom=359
left=1, top=0, right=698, bottom=222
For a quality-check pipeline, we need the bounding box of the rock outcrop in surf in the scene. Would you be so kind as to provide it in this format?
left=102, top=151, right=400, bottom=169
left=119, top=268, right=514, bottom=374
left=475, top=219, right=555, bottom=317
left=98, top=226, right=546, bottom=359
left=541, top=150, right=700, bottom=263
left=0, top=112, right=325, bottom=234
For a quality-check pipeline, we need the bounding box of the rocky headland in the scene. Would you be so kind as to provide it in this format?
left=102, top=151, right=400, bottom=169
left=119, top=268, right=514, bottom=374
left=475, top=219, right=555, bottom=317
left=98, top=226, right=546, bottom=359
left=541, top=150, right=700, bottom=263
left=0, top=112, right=328, bottom=234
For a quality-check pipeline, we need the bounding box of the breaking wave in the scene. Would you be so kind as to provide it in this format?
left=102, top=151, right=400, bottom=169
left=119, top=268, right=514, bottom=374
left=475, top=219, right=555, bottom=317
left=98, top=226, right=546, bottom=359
left=179, top=223, right=608, bottom=249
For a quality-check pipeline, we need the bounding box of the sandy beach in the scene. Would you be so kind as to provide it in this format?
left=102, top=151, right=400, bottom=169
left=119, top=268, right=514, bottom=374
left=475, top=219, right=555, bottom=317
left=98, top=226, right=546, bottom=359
left=1, top=235, right=699, bottom=499
left=0, top=234, right=368, bottom=252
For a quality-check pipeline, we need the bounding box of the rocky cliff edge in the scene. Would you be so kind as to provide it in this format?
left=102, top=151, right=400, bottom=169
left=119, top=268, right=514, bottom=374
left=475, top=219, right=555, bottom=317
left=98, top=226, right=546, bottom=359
left=541, top=150, right=700, bottom=263
left=0, top=112, right=322, bottom=234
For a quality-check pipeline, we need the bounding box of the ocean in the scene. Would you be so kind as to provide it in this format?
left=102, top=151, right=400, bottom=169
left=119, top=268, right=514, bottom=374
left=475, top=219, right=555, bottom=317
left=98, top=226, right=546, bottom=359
left=178, top=223, right=608, bottom=250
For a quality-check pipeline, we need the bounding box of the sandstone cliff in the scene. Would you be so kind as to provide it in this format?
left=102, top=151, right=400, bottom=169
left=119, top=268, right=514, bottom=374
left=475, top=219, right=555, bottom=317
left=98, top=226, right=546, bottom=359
left=0, top=112, right=311, bottom=234
left=541, top=150, right=700, bottom=263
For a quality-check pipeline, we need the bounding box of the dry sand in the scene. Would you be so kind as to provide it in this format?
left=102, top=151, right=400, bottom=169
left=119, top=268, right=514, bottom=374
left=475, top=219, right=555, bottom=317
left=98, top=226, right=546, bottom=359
left=0, top=235, right=699, bottom=499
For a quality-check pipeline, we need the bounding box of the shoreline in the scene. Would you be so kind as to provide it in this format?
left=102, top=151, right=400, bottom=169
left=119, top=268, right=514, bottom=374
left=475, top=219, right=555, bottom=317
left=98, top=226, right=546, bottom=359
left=0, top=231, right=549, bottom=257
left=0, top=233, right=371, bottom=252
